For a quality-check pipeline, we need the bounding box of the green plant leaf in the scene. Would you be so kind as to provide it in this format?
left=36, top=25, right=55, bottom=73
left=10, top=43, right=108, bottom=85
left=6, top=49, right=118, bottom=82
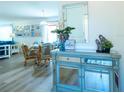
left=51, top=26, right=75, bottom=35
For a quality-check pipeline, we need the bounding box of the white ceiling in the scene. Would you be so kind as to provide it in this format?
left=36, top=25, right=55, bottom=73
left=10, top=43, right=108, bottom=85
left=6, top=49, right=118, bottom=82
left=0, top=1, right=60, bottom=24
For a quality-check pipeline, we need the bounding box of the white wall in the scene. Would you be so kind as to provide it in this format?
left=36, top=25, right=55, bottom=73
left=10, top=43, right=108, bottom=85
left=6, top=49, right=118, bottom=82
left=87, top=1, right=124, bottom=91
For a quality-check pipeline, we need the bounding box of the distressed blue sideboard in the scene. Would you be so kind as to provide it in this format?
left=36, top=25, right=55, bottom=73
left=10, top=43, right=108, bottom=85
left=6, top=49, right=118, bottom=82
left=51, top=49, right=121, bottom=92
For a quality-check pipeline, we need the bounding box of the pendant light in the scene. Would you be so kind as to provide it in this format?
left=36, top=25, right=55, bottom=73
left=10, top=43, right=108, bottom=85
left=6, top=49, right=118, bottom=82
left=40, top=9, right=47, bottom=25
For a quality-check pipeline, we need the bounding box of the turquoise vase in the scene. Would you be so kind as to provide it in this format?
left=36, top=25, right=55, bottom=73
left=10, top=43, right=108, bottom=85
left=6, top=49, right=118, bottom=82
left=59, top=41, right=65, bottom=51
left=59, top=34, right=66, bottom=51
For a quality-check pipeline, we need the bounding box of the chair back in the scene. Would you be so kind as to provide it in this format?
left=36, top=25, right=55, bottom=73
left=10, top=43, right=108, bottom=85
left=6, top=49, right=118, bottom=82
left=42, top=44, right=50, bottom=55
left=44, top=45, right=50, bottom=56
left=21, top=45, right=29, bottom=58
left=36, top=45, right=42, bottom=62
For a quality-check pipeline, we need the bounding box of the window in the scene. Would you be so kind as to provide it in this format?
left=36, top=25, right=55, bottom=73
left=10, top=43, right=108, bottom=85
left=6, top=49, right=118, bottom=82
left=0, top=25, right=12, bottom=41
left=43, top=23, right=57, bottom=43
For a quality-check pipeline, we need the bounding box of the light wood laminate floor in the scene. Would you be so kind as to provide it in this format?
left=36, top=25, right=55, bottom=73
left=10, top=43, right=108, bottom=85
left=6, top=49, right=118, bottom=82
left=0, top=54, right=53, bottom=92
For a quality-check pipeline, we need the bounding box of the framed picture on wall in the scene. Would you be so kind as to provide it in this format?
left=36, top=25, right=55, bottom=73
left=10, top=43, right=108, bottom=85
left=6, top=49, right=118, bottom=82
left=65, top=39, right=76, bottom=50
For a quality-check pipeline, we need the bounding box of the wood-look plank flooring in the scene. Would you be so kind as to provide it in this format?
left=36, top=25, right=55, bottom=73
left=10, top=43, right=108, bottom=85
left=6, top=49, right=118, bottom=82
left=0, top=53, right=53, bottom=92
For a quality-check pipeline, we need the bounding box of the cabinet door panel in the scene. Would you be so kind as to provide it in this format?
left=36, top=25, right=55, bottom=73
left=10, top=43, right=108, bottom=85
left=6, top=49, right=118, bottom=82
left=59, top=66, right=80, bottom=87
left=84, top=70, right=110, bottom=92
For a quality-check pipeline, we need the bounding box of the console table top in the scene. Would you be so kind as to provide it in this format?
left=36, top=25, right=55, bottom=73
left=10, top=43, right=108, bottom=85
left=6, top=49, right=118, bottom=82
left=51, top=49, right=121, bottom=59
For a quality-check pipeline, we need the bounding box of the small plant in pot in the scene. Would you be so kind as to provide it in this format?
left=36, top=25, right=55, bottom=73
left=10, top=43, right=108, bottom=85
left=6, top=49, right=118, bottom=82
left=101, top=40, right=113, bottom=53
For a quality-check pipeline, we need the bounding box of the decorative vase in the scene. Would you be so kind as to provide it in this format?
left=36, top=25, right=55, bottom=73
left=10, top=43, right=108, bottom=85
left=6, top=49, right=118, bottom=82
left=102, top=48, right=110, bottom=53
left=59, top=41, right=65, bottom=51
left=104, top=48, right=110, bottom=53
left=59, top=34, right=67, bottom=51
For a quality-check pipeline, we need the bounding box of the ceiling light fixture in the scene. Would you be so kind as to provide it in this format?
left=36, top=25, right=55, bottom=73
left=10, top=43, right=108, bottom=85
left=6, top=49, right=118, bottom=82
left=40, top=9, right=47, bottom=25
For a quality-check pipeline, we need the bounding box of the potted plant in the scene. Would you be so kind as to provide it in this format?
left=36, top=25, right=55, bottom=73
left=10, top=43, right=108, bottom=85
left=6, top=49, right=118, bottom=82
left=63, top=26, right=75, bottom=40
left=51, top=28, right=64, bottom=34
left=101, top=40, right=113, bottom=53
left=51, top=26, right=75, bottom=51
left=51, top=26, right=75, bottom=41
left=51, top=26, right=75, bottom=39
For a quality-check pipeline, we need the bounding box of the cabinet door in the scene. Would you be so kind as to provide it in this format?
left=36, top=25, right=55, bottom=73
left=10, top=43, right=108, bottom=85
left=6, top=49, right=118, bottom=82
left=83, top=68, right=110, bottom=92
left=56, top=65, right=81, bottom=91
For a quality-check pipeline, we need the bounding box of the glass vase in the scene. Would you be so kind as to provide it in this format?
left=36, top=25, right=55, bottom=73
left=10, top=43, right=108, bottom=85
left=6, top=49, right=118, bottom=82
left=59, top=34, right=66, bottom=51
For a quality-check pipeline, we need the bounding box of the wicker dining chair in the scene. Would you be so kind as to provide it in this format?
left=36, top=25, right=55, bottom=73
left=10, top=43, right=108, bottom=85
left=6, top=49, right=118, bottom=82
left=42, top=44, right=51, bottom=66
left=36, top=45, right=42, bottom=65
left=21, top=45, right=37, bottom=66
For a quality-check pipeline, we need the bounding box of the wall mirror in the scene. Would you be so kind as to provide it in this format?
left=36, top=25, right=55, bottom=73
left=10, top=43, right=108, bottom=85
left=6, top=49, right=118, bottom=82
left=62, top=2, right=88, bottom=44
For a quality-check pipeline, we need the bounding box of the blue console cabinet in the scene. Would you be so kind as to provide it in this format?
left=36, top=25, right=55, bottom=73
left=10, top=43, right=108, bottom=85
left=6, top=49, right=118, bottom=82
left=51, top=50, right=121, bottom=92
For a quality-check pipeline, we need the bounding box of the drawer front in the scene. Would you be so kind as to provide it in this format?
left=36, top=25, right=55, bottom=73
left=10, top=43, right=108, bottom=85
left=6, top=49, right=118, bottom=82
left=57, top=56, right=80, bottom=63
